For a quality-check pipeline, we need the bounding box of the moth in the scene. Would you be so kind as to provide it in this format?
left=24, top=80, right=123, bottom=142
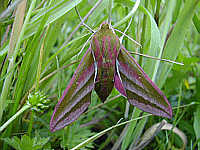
left=50, top=22, right=172, bottom=132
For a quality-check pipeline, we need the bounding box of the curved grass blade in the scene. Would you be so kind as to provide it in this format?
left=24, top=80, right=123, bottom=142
left=116, top=47, right=172, bottom=118
left=50, top=48, right=95, bottom=132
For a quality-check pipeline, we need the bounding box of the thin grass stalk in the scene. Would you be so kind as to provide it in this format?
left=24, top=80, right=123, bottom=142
left=108, top=0, right=112, bottom=25
left=154, top=0, right=161, bottom=25
left=71, top=114, right=151, bottom=150
left=0, top=104, right=31, bottom=133
left=27, top=110, right=34, bottom=136
left=27, top=27, right=47, bottom=135
left=171, top=83, right=182, bottom=146
left=139, top=0, right=148, bottom=66
left=36, top=34, right=45, bottom=91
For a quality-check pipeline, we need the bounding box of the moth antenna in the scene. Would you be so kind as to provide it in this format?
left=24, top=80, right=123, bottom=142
left=119, top=17, right=133, bottom=43
left=114, top=28, right=141, bottom=47
left=129, top=51, right=184, bottom=65
left=63, top=0, right=103, bottom=47
left=75, top=6, right=95, bottom=33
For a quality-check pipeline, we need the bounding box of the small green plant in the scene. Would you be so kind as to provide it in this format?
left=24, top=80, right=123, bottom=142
left=0, top=90, right=49, bottom=133
left=2, top=132, right=50, bottom=150
left=27, top=91, right=50, bottom=113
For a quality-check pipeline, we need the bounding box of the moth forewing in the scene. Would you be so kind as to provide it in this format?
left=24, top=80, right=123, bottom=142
left=116, top=47, right=172, bottom=118
left=50, top=48, right=95, bottom=132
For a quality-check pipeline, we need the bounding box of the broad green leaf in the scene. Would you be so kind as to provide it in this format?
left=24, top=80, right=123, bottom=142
left=193, top=13, right=200, bottom=34
left=194, top=107, right=200, bottom=149
left=21, top=135, right=34, bottom=150
left=141, top=6, right=161, bottom=79
left=156, top=0, right=200, bottom=88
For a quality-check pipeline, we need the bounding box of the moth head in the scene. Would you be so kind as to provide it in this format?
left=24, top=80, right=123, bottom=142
left=95, top=22, right=116, bottom=38
left=100, top=21, right=110, bottom=30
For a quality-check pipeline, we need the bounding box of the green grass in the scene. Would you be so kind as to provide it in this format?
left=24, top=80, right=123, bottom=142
left=0, top=0, right=200, bottom=149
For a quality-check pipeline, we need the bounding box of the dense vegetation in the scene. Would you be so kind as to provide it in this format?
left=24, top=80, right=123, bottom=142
left=0, top=0, right=200, bottom=149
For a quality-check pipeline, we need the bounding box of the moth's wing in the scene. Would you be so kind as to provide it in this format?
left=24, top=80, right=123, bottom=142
left=50, top=48, right=95, bottom=132
left=114, top=72, right=127, bottom=97
left=115, top=47, right=172, bottom=118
